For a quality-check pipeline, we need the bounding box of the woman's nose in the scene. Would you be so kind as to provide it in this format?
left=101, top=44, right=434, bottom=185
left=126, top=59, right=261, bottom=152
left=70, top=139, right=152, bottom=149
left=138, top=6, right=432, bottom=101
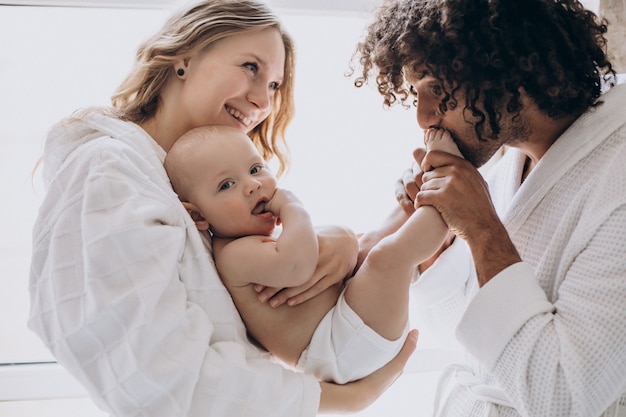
left=247, top=84, right=271, bottom=113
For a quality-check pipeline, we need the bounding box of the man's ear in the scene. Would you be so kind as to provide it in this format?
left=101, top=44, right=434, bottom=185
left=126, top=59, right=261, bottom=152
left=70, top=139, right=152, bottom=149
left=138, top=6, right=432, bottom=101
left=182, top=201, right=209, bottom=231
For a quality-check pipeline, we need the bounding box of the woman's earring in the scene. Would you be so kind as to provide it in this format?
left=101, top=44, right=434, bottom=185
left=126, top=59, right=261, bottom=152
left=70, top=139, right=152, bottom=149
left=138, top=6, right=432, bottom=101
left=177, top=68, right=185, bottom=77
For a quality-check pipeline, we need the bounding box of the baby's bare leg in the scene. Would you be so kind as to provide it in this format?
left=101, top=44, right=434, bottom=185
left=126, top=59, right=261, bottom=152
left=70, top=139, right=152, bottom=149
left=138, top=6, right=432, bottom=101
left=345, top=129, right=463, bottom=340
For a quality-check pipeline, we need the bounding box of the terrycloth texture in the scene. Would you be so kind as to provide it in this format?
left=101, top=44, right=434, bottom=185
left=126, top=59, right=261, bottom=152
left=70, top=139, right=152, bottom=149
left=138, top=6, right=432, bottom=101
left=412, top=83, right=626, bottom=417
left=28, top=112, right=320, bottom=417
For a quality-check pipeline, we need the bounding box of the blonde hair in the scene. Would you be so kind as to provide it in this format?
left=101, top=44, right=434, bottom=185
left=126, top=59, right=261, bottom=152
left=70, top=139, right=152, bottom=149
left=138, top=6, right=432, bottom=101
left=112, top=0, right=295, bottom=175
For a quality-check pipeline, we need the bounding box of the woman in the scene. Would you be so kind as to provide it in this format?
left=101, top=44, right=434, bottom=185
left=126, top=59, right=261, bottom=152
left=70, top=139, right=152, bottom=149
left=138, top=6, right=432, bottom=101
left=27, top=1, right=416, bottom=416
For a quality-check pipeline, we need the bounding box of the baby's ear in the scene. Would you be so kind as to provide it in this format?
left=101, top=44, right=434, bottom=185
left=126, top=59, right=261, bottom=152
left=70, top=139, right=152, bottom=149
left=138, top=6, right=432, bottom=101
left=182, top=201, right=209, bottom=231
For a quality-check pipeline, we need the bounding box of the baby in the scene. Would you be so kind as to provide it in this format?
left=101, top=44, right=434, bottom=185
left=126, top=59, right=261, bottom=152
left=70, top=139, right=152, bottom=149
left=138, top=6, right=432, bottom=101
left=164, top=125, right=462, bottom=383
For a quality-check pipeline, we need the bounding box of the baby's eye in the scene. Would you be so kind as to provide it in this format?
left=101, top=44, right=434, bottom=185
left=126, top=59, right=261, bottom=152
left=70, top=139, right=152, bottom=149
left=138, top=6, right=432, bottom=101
left=250, top=165, right=263, bottom=175
left=243, top=62, right=259, bottom=74
left=219, top=180, right=235, bottom=191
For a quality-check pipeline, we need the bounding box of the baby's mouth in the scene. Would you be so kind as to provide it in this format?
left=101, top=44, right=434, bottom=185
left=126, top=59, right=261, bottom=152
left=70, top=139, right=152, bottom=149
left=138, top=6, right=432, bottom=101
left=252, top=200, right=267, bottom=215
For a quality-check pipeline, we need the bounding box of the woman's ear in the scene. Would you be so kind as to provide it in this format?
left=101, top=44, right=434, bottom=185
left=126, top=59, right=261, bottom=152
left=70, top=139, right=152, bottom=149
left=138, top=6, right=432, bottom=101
left=174, top=57, right=189, bottom=79
left=182, top=201, right=209, bottom=231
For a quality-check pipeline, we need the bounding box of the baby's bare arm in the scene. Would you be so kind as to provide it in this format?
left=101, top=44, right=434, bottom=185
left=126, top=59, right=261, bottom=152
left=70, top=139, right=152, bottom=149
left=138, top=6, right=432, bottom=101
left=258, top=225, right=358, bottom=308
left=215, top=188, right=319, bottom=289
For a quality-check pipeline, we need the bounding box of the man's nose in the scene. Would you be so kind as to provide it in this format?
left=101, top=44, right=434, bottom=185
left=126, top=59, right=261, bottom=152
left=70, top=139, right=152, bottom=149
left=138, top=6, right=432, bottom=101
left=416, top=100, right=442, bottom=129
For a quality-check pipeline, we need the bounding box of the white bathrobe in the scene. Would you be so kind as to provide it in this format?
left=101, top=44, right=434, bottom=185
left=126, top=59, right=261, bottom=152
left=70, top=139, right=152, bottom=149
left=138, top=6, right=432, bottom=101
left=28, top=113, right=320, bottom=417
left=411, top=83, right=626, bottom=417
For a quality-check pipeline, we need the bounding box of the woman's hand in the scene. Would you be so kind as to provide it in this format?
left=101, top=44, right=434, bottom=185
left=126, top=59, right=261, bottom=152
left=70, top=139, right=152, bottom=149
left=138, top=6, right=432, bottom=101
left=255, top=225, right=358, bottom=307
left=318, top=329, right=419, bottom=414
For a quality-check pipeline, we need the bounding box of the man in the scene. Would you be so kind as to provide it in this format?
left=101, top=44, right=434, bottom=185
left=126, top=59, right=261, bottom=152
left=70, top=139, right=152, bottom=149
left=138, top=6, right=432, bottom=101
left=353, top=0, right=626, bottom=415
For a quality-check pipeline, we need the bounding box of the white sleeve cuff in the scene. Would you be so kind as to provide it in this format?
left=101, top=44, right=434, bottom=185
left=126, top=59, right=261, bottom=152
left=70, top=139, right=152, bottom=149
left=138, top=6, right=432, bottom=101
left=455, top=262, right=554, bottom=370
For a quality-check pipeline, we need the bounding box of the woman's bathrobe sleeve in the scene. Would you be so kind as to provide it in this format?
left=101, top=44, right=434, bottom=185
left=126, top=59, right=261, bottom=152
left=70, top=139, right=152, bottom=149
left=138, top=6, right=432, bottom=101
left=28, top=116, right=320, bottom=417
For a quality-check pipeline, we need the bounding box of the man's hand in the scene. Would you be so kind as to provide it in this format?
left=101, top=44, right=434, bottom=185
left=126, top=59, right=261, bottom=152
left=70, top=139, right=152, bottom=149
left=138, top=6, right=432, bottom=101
left=418, top=149, right=520, bottom=285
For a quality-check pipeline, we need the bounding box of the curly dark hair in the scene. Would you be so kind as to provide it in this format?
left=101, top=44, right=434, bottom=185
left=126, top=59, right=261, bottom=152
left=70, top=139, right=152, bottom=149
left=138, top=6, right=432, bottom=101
left=351, top=0, right=616, bottom=139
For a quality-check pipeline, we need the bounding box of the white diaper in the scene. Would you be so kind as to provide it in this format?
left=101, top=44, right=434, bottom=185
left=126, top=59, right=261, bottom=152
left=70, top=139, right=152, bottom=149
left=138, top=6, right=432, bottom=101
left=295, top=286, right=409, bottom=383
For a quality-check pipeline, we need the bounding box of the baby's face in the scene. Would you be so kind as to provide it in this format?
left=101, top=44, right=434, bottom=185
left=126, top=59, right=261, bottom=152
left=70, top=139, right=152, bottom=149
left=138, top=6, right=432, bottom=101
left=191, top=130, right=278, bottom=238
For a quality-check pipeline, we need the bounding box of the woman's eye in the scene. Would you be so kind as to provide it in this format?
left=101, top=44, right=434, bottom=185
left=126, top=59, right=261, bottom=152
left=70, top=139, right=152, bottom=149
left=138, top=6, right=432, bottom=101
left=219, top=180, right=235, bottom=191
left=243, top=62, right=259, bottom=74
left=269, top=81, right=280, bottom=91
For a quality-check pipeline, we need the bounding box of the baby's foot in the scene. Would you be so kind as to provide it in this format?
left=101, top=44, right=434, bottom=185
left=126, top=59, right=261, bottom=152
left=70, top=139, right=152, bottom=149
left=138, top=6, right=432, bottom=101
left=424, top=129, right=463, bottom=158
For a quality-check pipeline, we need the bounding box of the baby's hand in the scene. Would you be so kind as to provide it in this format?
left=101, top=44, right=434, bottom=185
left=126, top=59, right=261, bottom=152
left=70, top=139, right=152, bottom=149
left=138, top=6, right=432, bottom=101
left=424, top=129, right=463, bottom=158
left=265, top=188, right=304, bottom=216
